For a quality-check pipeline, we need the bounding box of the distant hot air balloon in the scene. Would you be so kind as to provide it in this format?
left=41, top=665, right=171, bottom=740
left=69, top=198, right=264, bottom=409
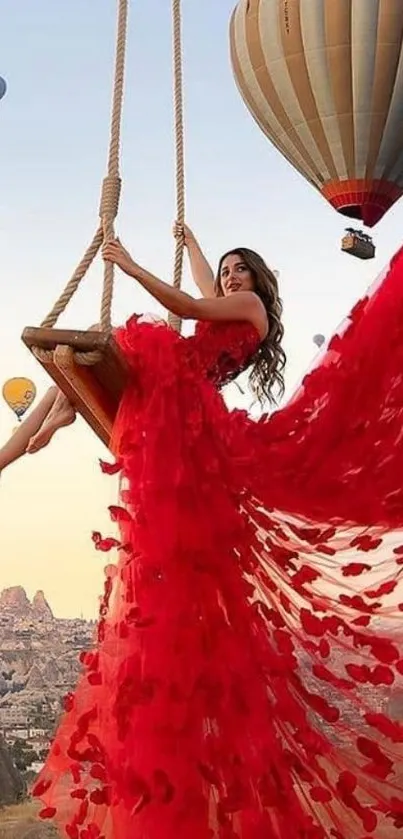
left=2, top=378, right=36, bottom=421
left=313, top=333, right=325, bottom=349
left=230, top=0, right=403, bottom=228
left=0, top=77, right=6, bottom=101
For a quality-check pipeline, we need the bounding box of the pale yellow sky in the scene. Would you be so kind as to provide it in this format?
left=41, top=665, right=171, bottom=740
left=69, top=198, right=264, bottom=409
left=0, top=410, right=121, bottom=619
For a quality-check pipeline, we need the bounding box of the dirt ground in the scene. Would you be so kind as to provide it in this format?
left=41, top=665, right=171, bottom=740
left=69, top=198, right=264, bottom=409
left=0, top=801, right=58, bottom=839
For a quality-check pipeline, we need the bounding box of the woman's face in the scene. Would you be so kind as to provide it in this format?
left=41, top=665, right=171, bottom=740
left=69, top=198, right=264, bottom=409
left=219, top=253, right=255, bottom=296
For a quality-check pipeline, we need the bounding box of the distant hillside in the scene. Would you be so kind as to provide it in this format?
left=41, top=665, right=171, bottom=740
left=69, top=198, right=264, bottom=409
left=0, top=585, right=95, bottom=779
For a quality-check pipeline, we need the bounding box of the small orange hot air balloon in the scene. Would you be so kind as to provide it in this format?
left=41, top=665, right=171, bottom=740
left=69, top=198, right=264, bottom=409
left=2, top=377, right=37, bottom=422
left=230, top=0, right=403, bottom=228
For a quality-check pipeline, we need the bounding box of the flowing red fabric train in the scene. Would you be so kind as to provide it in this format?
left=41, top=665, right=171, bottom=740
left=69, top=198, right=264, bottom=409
left=33, top=247, right=403, bottom=838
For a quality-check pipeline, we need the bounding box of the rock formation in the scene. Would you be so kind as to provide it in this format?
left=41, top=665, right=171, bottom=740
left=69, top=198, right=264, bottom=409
left=0, top=588, right=54, bottom=622
left=32, top=592, right=53, bottom=621
left=25, top=666, right=46, bottom=692
left=0, top=586, right=95, bottom=736
left=0, top=588, right=31, bottom=615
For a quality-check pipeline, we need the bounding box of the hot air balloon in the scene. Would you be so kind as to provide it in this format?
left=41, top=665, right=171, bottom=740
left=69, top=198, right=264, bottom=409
left=230, top=0, right=403, bottom=229
left=313, top=333, right=325, bottom=349
left=2, top=378, right=36, bottom=421
left=0, top=77, right=6, bottom=100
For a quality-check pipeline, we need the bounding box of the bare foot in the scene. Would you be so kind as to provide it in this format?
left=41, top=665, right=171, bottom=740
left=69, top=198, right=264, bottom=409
left=26, top=394, right=76, bottom=454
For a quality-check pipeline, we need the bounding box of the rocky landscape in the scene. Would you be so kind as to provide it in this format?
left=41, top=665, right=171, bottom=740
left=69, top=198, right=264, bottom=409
left=0, top=587, right=95, bottom=837
left=0, top=586, right=95, bottom=762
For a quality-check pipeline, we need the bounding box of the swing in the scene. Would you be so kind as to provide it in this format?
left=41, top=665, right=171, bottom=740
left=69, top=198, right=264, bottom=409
left=21, top=0, right=186, bottom=449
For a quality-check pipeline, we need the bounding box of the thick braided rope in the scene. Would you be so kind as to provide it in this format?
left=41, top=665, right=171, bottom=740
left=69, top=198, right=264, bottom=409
left=34, top=0, right=128, bottom=366
left=99, top=0, right=128, bottom=334
left=40, top=227, right=103, bottom=331
left=34, top=227, right=104, bottom=364
left=168, top=0, right=185, bottom=333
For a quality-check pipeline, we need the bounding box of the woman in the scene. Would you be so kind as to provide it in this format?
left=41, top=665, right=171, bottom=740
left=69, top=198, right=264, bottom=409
left=0, top=225, right=283, bottom=468
left=13, top=229, right=403, bottom=838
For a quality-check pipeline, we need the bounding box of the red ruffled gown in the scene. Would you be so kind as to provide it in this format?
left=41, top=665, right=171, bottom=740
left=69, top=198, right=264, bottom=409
left=34, top=245, right=403, bottom=839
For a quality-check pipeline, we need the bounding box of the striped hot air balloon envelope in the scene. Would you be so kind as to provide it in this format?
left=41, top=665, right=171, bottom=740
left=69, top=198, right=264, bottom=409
left=230, top=0, right=403, bottom=228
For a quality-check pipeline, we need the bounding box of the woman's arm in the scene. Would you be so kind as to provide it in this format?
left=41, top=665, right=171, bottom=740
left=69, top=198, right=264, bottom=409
left=173, top=222, right=215, bottom=299
left=102, top=239, right=268, bottom=337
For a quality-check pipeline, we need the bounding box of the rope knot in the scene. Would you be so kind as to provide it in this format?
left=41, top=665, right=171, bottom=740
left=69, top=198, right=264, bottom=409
left=99, top=175, right=122, bottom=220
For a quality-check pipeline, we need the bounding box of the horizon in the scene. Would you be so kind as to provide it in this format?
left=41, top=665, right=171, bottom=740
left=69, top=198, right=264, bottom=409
left=0, top=583, right=93, bottom=621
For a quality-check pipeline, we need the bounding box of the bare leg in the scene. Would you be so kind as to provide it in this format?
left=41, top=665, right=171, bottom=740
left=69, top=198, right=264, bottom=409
left=26, top=390, right=76, bottom=453
left=0, top=387, right=59, bottom=472
left=25, top=323, right=101, bottom=455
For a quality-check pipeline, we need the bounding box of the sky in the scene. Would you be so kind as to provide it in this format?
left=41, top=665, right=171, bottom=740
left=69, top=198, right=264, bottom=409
left=1, top=0, right=403, bottom=618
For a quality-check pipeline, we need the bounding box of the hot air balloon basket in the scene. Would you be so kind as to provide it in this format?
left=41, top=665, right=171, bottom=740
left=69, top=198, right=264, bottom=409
left=341, top=233, right=376, bottom=260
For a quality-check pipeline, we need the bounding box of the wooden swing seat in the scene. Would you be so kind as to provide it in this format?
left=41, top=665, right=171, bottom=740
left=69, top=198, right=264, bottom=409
left=22, top=327, right=130, bottom=448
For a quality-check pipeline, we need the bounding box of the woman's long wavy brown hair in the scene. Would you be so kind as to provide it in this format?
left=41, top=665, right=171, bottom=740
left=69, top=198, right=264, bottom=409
left=215, top=248, right=286, bottom=404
